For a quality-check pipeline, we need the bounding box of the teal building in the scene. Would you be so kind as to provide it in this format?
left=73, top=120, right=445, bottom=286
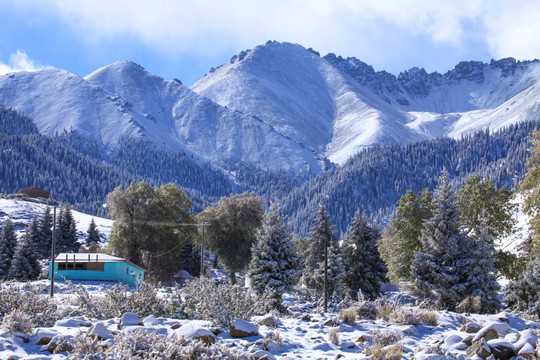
left=49, top=253, right=145, bottom=286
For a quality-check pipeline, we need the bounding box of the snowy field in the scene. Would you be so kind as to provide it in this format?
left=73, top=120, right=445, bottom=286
left=0, top=279, right=538, bottom=359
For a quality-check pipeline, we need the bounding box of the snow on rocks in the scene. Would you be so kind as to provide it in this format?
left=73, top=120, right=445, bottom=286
left=171, top=323, right=216, bottom=345
left=86, top=322, right=113, bottom=341
left=230, top=319, right=259, bottom=338
left=117, top=312, right=144, bottom=329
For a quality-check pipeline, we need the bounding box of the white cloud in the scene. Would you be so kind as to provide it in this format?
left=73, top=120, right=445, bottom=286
left=0, top=50, right=50, bottom=76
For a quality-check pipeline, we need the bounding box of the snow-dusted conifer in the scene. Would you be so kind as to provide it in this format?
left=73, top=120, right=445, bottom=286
left=412, top=171, right=478, bottom=310
left=8, top=217, right=41, bottom=280
left=504, top=251, right=540, bottom=317
left=0, top=218, right=18, bottom=278
left=303, top=205, right=344, bottom=298
left=179, top=241, right=201, bottom=277
left=85, top=218, right=100, bottom=247
left=342, top=212, right=387, bottom=300
left=248, top=204, right=301, bottom=299
left=36, top=206, right=53, bottom=259
left=56, top=208, right=79, bottom=253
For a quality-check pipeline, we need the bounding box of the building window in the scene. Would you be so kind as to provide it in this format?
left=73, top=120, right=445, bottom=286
left=57, top=262, right=105, bottom=271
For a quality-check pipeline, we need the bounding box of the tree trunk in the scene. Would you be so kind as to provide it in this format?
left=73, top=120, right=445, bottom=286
left=230, top=269, right=237, bottom=285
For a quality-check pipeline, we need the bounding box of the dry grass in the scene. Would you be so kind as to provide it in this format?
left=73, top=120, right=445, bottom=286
left=339, top=307, right=357, bottom=325
left=328, top=328, right=340, bottom=345
left=367, top=344, right=403, bottom=360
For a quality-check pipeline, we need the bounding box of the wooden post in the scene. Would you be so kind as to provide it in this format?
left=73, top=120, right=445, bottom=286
left=324, top=234, right=328, bottom=313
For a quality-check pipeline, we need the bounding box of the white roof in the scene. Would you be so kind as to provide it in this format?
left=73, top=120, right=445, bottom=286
left=55, top=253, right=125, bottom=263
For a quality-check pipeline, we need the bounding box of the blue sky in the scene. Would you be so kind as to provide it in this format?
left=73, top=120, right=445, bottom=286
left=0, top=0, right=539, bottom=86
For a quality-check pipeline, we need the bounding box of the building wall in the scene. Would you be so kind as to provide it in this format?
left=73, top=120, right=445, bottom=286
left=48, top=261, right=144, bottom=286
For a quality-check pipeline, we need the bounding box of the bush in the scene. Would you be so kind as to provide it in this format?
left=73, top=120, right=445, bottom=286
left=504, top=252, right=540, bottom=319
left=0, top=283, right=60, bottom=327
left=72, top=281, right=166, bottom=319
left=182, top=277, right=255, bottom=328
left=366, top=330, right=402, bottom=360
left=338, top=307, right=357, bottom=325
left=328, top=328, right=340, bottom=345
left=1, top=309, right=33, bottom=334
left=355, top=300, right=378, bottom=320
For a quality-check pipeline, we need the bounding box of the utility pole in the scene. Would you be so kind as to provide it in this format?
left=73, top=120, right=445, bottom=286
left=324, top=233, right=328, bottom=313
left=200, top=223, right=208, bottom=276
left=50, top=206, right=56, bottom=297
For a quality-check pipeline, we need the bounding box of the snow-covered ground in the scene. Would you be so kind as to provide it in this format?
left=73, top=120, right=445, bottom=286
left=0, top=280, right=538, bottom=359
left=0, top=197, right=113, bottom=246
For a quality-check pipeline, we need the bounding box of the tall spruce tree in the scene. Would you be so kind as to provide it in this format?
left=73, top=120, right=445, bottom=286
left=379, top=189, right=432, bottom=282
left=56, top=208, right=79, bottom=253
left=520, top=129, right=540, bottom=251
left=504, top=251, right=540, bottom=318
left=8, top=217, right=41, bottom=280
left=0, top=218, right=18, bottom=278
left=248, top=204, right=301, bottom=300
left=178, top=241, right=201, bottom=277
left=86, top=218, right=100, bottom=248
left=412, top=171, right=479, bottom=311
left=342, top=212, right=387, bottom=300
left=303, top=205, right=344, bottom=299
left=36, top=206, right=53, bottom=259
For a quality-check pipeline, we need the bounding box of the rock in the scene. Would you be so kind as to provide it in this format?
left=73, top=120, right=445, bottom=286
left=461, top=321, right=482, bottom=333
left=43, top=334, right=75, bottom=353
left=172, top=324, right=216, bottom=345
left=322, top=317, right=339, bottom=327
left=230, top=319, right=259, bottom=338
left=466, top=338, right=492, bottom=359
left=87, top=322, right=113, bottom=340
left=340, top=341, right=356, bottom=349
left=518, top=342, right=537, bottom=359
left=487, top=339, right=515, bottom=360
left=300, top=314, right=311, bottom=321
left=171, top=322, right=182, bottom=330
left=142, top=315, right=158, bottom=326
left=399, top=325, right=418, bottom=336
left=211, top=327, right=224, bottom=335
left=473, top=322, right=511, bottom=342
left=513, top=329, right=538, bottom=353
left=444, top=334, right=463, bottom=347
left=118, top=312, right=144, bottom=329
left=54, top=317, right=92, bottom=327
left=258, top=314, right=279, bottom=327
left=356, top=335, right=369, bottom=342
left=32, top=328, right=58, bottom=345
left=462, top=334, right=474, bottom=346
left=250, top=350, right=276, bottom=360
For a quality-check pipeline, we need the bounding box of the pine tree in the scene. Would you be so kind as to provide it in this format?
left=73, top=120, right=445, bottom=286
left=56, top=208, right=79, bottom=253
left=379, top=189, right=432, bottom=282
left=412, top=171, right=479, bottom=311
left=178, top=241, right=201, bottom=277
left=504, top=251, right=540, bottom=318
left=303, top=205, right=344, bottom=299
left=85, top=218, right=100, bottom=249
left=36, top=206, right=53, bottom=259
left=520, top=129, right=540, bottom=251
left=8, top=217, right=41, bottom=280
left=248, top=204, right=301, bottom=300
left=342, top=212, right=387, bottom=300
left=0, top=218, right=18, bottom=278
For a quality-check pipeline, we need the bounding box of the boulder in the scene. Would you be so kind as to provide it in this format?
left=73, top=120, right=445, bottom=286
left=54, top=317, right=92, bottom=327
left=258, top=314, right=279, bottom=327
left=32, top=328, right=58, bottom=345
left=513, top=329, right=538, bottom=353
left=250, top=350, right=276, bottom=360
left=322, top=317, right=339, bottom=327
left=473, top=322, right=511, bottom=342
left=117, top=312, right=144, bottom=330
left=172, top=324, right=216, bottom=345
left=87, top=322, right=113, bottom=340
left=487, top=339, right=515, bottom=360
left=43, top=334, right=75, bottom=353
left=466, top=338, right=492, bottom=359
left=444, top=334, right=463, bottom=347
left=518, top=342, right=537, bottom=360
left=460, top=321, right=482, bottom=333
left=230, top=319, right=259, bottom=338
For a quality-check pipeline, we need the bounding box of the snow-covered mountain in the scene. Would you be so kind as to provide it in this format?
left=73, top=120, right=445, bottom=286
left=1, top=41, right=539, bottom=173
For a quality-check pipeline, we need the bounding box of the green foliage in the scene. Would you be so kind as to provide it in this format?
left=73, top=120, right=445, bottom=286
left=342, top=212, right=387, bottom=300
left=379, top=189, right=432, bottom=282
left=0, top=218, right=17, bottom=278
left=521, top=129, right=540, bottom=251
left=457, top=174, right=516, bottom=241
left=504, top=251, right=540, bottom=318
left=85, top=218, right=100, bottom=247
left=181, top=277, right=255, bottom=328
left=56, top=207, right=79, bottom=253
left=8, top=217, right=41, bottom=280
left=198, top=193, right=264, bottom=284
left=494, top=250, right=527, bottom=280
left=107, top=181, right=195, bottom=281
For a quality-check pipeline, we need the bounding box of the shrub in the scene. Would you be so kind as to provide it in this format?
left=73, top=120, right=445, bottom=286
left=355, top=300, right=378, bottom=320
left=0, top=283, right=60, bottom=327
left=366, top=330, right=402, bottom=360
left=1, top=309, right=33, bottom=334
left=68, top=329, right=249, bottom=360
left=328, top=328, right=340, bottom=345
left=263, top=329, right=283, bottom=350
left=72, top=281, right=166, bottom=319
left=182, top=277, right=255, bottom=328
left=339, top=307, right=357, bottom=325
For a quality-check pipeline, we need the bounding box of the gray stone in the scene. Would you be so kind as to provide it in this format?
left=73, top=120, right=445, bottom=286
left=466, top=338, right=492, bottom=359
